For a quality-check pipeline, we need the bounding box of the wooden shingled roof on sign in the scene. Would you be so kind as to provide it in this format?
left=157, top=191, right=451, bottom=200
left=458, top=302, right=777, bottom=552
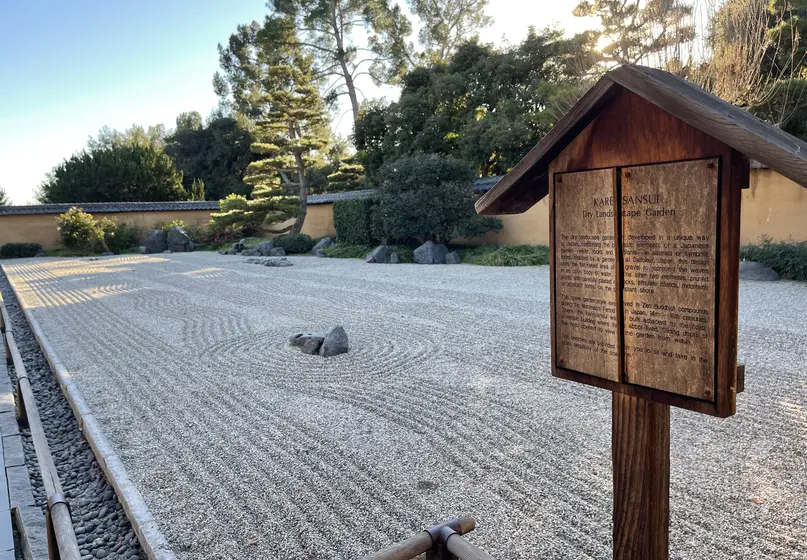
left=475, top=64, right=807, bottom=215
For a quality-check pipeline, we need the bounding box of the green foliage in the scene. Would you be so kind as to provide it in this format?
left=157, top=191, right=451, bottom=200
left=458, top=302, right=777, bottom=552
left=459, top=244, right=549, bottom=266
left=327, top=158, right=365, bottom=192
left=0, top=243, right=43, bottom=259
left=99, top=219, right=141, bottom=254
left=333, top=198, right=377, bottom=245
left=409, top=0, right=491, bottom=62
left=189, top=179, right=206, bottom=201
left=154, top=219, right=206, bottom=243
left=457, top=215, right=503, bottom=239
left=0, top=186, right=9, bottom=206
left=354, top=31, right=597, bottom=178
left=56, top=208, right=105, bottom=249
left=274, top=233, right=315, bottom=254
left=324, top=243, right=414, bottom=262
left=741, top=236, right=807, bottom=281
left=373, top=154, right=496, bottom=243
left=39, top=145, right=187, bottom=203
left=164, top=116, right=256, bottom=200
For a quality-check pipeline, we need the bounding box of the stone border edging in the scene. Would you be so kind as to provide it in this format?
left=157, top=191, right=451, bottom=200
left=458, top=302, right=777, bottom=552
left=1, top=265, right=178, bottom=560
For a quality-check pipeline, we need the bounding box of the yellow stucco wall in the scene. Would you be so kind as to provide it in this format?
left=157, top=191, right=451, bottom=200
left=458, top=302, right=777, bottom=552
left=2, top=169, right=805, bottom=251
left=0, top=210, right=216, bottom=250
left=301, top=204, right=337, bottom=239
left=741, top=169, right=807, bottom=244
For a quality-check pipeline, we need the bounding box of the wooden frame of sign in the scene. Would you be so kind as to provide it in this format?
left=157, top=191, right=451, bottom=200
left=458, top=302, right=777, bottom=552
left=548, top=89, right=745, bottom=419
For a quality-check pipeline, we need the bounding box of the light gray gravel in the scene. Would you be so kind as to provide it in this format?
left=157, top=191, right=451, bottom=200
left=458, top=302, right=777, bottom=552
left=2, top=253, right=806, bottom=560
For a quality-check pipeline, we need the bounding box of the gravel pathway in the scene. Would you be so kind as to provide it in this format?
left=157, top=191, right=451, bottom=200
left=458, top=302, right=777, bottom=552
left=2, top=253, right=806, bottom=560
left=0, top=276, right=143, bottom=560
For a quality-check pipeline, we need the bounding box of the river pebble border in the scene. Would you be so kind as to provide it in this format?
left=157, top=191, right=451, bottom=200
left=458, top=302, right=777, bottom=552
left=0, top=273, right=142, bottom=560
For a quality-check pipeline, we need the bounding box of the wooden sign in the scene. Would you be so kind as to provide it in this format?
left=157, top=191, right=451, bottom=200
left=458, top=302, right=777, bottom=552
left=551, top=157, right=740, bottom=418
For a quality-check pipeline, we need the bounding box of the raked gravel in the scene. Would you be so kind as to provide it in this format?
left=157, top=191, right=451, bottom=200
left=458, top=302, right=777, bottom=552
left=2, top=253, right=806, bottom=560
left=0, top=277, right=143, bottom=560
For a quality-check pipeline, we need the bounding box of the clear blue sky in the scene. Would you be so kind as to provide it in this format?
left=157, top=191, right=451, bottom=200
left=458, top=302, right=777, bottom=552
left=0, top=0, right=594, bottom=204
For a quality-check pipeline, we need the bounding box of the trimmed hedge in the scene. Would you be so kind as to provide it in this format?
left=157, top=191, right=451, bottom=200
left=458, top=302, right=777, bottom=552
left=274, top=233, right=315, bottom=254
left=0, top=243, right=43, bottom=259
left=333, top=198, right=377, bottom=245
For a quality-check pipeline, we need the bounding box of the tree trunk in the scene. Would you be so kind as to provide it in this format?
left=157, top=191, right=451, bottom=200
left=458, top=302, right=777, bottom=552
left=291, top=153, right=307, bottom=235
left=330, top=0, right=360, bottom=125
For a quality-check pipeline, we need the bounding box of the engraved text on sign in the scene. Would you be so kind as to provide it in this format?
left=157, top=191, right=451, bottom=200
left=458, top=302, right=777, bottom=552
left=554, top=169, right=619, bottom=381
left=621, top=159, right=718, bottom=400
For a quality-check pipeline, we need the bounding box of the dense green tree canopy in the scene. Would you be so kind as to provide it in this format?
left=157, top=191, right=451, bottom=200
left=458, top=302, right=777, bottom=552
left=165, top=115, right=256, bottom=201
left=354, top=29, right=597, bottom=178
left=38, top=145, right=187, bottom=203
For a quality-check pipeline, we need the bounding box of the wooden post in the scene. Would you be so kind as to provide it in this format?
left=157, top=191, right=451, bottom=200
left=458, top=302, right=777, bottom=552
left=612, top=392, right=670, bottom=560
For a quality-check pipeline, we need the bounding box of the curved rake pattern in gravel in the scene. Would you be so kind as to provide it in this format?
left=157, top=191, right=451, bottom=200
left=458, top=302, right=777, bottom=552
left=3, top=254, right=806, bottom=560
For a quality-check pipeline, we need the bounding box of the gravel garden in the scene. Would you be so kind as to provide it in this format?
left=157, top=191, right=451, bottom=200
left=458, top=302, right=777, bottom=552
left=1, top=252, right=805, bottom=559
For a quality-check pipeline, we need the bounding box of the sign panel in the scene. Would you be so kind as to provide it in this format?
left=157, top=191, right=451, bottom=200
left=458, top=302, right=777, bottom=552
left=554, top=169, right=619, bottom=381
left=551, top=157, right=732, bottom=415
left=621, top=159, right=718, bottom=400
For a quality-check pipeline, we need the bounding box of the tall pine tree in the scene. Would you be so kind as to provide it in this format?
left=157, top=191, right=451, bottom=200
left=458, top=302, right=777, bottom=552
left=241, top=16, right=330, bottom=233
left=326, top=157, right=365, bottom=192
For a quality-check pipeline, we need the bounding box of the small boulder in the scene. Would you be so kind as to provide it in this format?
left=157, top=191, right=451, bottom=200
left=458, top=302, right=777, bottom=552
left=264, top=257, right=292, bottom=267
left=301, top=336, right=325, bottom=355
left=269, top=247, right=286, bottom=257
left=218, top=249, right=227, bottom=255
left=167, top=226, right=194, bottom=252
left=289, top=332, right=324, bottom=347
left=739, top=261, right=780, bottom=281
left=366, top=245, right=390, bottom=263
left=320, top=326, right=349, bottom=357
left=445, top=251, right=461, bottom=265
left=257, top=241, right=274, bottom=256
left=35, top=252, right=47, bottom=258
left=389, top=253, right=399, bottom=264
left=312, top=237, right=334, bottom=255
left=139, top=246, right=148, bottom=255
left=241, top=248, right=259, bottom=256
left=225, top=245, right=238, bottom=255
left=145, top=230, right=167, bottom=254
left=414, top=241, right=449, bottom=264
left=101, top=251, right=114, bottom=256
left=236, top=238, right=247, bottom=252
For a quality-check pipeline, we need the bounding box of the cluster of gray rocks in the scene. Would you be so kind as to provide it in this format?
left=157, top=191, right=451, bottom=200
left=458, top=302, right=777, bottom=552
left=289, top=326, right=349, bottom=357
left=367, top=240, right=461, bottom=265
left=219, top=239, right=287, bottom=257
left=139, top=226, right=194, bottom=255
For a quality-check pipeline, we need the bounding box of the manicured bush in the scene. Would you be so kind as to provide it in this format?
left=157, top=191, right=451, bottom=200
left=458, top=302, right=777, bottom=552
left=0, top=243, right=43, bottom=259
left=56, top=207, right=104, bottom=249
left=99, top=219, right=141, bottom=254
left=459, top=244, right=549, bottom=266
left=373, top=154, right=500, bottom=243
left=333, top=198, right=377, bottom=245
left=274, top=233, right=315, bottom=254
left=741, top=236, right=807, bottom=281
left=457, top=216, right=503, bottom=239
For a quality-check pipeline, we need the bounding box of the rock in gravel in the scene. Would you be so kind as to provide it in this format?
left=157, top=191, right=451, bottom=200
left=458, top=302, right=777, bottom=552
left=289, top=332, right=325, bottom=347
left=414, top=241, right=448, bottom=264
left=235, top=238, right=247, bottom=252
left=257, top=241, right=274, bottom=256
left=263, top=257, right=292, bottom=267
left=269, top=247, right=286, bottom=257
left=167, top=226, right=194, bottom=252
left=320, top=326, right=349, bottom=357
left=445, top=251, right=461, bottom=265
left=389, top=253, right=399, bottom=264
left=315, top=249, right=327, bottom=258
left=301, top=336, right=325, bottom=355
left=739, top=261, right=780, bottom=281
left=139, top=246, right=148, bottom=255
left=366, top=245, right=390, bottom=263
left=145, top=229, right=167, bottom=254
left=218, top=250, right=226, bottom=255
left=241, top=249, right=259, bottom=257
left=226, top=243, right=239, bottom=255
left=312, top=237, right=333, bottom=254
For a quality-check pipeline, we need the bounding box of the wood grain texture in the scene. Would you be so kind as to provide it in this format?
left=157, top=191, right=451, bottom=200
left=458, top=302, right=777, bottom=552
left=547, top=89, right=741, bottom=418
left=613, top=392, right=670, bottom=560
left=554, top=169, right=619, bottom=381
left=609, top=65, right=807, bottom=190
left=621, top=159, right=718, bottom=400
